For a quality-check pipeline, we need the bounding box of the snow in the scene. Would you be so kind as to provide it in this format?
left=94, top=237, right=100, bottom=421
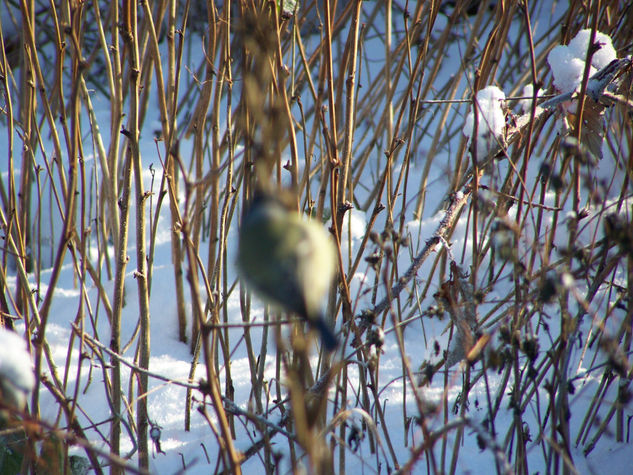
left=463, top=86, right=506, bottom=159
left=0, top=327, right=35, bottom=409
left=548, top=29, right=617, bottom=93
left=548, top=44, right=590, bottom=93
left=518, top=84, right=544, bottom=114
left=568, top=29, right=617, bottom=70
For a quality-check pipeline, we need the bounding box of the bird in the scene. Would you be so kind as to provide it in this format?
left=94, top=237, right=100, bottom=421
left=237, top=190, right=338, bottom=351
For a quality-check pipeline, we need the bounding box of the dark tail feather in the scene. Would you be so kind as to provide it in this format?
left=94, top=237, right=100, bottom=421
left=312, top=316, right=338, bottom=351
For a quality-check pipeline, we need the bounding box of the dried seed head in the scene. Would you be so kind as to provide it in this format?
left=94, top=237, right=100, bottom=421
left=367, top=327, right=385, bottom=349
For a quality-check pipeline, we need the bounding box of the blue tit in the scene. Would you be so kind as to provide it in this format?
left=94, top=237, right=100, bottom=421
left=237, top=191, right=338, bottom=351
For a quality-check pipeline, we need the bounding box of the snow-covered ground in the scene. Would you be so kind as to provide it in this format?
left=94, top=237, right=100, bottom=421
left=1, top=2, right=632, bottom=474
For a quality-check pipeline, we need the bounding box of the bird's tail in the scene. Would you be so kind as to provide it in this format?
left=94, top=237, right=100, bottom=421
left=312, top=316, right=338, bottom=352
